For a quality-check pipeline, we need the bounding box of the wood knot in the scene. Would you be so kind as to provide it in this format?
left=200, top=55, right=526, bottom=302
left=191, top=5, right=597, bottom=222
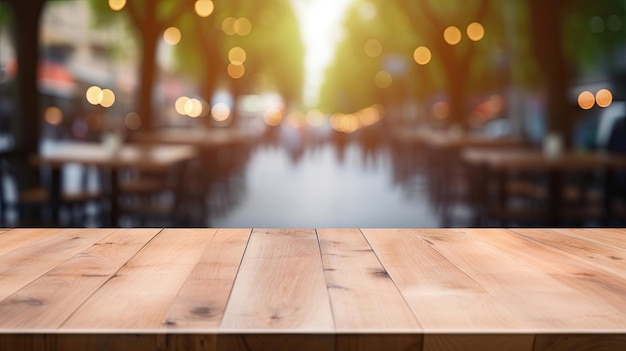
left=22, top=299, right=44, bottom=307
left=191, top=306, right=215, bottom=317
left=370, top=269, right=390, bottom=279
left=162, top=319, right=177, bottom=326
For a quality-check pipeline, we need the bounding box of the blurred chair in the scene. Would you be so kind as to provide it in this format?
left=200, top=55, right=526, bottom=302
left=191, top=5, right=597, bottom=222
left=0, top=151, right=103, bottom=226
left=115, top=163, right=190, bottom=227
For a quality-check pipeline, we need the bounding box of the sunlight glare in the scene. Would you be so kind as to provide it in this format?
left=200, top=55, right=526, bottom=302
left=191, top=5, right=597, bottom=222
left=291, top=0, right=355, bottom=107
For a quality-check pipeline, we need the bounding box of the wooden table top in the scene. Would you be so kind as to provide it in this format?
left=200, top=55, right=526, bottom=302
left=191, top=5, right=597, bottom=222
left=1, top=228, right=626, bottom=350
left=130, top=128, right=256, bottom=148
left=393, top=128, right=522, bottom=150
left=462, top=148, right=626, bottom=171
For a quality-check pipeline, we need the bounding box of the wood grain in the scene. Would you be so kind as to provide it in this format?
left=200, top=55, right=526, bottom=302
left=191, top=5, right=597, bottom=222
left=162, top=228, right=251, bottom=329
left=318, top=228, right=421, bottom=332
left=362, top=228, right=526, bottom=331
left=414, top=228, right=626, bottom=330
left=510, top=228, right=626, bottom=278
left=0, top=228, right=68, bottom=256
left=0, top=228, right=117, bottom=301
left=220, top=228, right=334, bottom=331
left=552, top=228, right=626, bottom=251
left=0, top=228, right=160, bottom=329
left=464, top=228, right=626, bottom=313
left=1, top=228, right=626, bottom=351
left=61, top=229, right=218, bottom=329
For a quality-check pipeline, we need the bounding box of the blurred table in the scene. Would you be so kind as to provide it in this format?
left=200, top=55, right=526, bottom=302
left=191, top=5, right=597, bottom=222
left=393, top=128, right=523, bottom=149
left=1, top=228, right=626, bottom=350
left=130, top=128, right=256, bottom=149
left=463, top=148, right=626, bottom=226
left=35, top=141, right=197, bottom=226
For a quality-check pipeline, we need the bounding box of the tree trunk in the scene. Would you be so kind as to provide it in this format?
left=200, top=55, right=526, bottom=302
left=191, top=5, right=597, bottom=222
left=137, top=28, right=158, bottom=131
left=9, top=0, right=43, bottom=153
left=8, top=0, right=44, bottom=188
left=528, top=0, right=573, bottom=146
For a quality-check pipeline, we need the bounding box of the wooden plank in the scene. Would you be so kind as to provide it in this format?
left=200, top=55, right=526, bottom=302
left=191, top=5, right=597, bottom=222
left=220, top=229, right=333, bottom=331
left=61, top=229, right=218, bottom=329
left=0, top=228, right=69, bottom=257
left=362, top=228, right=527, bottom=331
left=161, top=228, right=251, bottom=329
left=511, top=229, right=626, bottom=277
left=412, top=228, right=626, bottom=330
left=0, top=228, right=117, bottom=301
left=317, top=228, right=421, bottom=332
left=0, top=228, right=160, bottom=329
left=464, top=228, right=626, bottom=312
left=553, top=228, right=626, bottom=251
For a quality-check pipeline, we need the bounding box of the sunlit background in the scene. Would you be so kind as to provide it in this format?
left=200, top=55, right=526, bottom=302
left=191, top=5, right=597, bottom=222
left=0, top=0, right=625, bottom=228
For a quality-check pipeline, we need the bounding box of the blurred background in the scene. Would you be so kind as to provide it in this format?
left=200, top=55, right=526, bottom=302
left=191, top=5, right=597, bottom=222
left=0, top=0, right=625, bottom=228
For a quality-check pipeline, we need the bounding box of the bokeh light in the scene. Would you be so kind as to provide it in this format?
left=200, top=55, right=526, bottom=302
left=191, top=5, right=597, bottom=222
left=185, top=98, right=203, bottom=118
left=222, top=17, right=237, bottom=35
left=578, top=91, right=595, bottom=110
left=175, top=96, right=189, bottom=116
left=86, top=86, right=114, bottom=107
left=125, top=112, right=142, bottom=130
left=44, top=106, right=63, bottom=125
left=86, top=86, right=102, bottom=105
left=194, top=0, right=214, bottom=17
left=607, top=15, right=623, bottom=31
left=443, top=26, right=462, bottom=45
left=163, top=27, right=182, bottom=45
left=595, top=89, right=613, bottom=108
left=413, top=46, right=432, bottom=65
left=100, top=89, right=115, bottom=108
left=211, top=102, right=231, bottom=122
left=108, top=0, right=126, bottom=11
left=227, top=63, right=245, bottom=79
left=357, top=105, right=381, bottom=127
left=589, top=16, right=605, bottom=33
left=374, top=71, right=392, bottom=89
left=228, top=47, right=247, bottom=65
left=466, top=22, right=485, bottom=41
left=340, top=114, right=359, bottom=133
left=235, top=17, right=252, bottom=36
left=264, top=108, right=283, bottom=126
left=364, top=39, right=382, bottom=58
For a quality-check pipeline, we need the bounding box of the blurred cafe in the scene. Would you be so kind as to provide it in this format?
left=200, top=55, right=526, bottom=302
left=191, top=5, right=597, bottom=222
left=0, top=0, right=625, bottom=228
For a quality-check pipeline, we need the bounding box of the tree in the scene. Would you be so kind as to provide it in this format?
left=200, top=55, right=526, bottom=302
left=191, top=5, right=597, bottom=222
left=320, top=0, right=505, bottom=129
left=528, top=0, right=626, bottom=145
left=1, top=0, right=45, bottom=155
left=395, top=0, right=498, bottom=130
left=89, top=0, right=195, bottom=131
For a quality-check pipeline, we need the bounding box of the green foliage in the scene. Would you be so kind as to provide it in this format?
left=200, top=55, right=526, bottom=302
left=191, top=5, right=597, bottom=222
left=562, top=0, right=626, bottom=77
left=319, top=0, right=508, bottom=114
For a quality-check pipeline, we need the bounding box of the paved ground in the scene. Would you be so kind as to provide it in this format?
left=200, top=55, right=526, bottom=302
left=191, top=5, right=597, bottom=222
left=211, top=141, right=440, bottom=228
